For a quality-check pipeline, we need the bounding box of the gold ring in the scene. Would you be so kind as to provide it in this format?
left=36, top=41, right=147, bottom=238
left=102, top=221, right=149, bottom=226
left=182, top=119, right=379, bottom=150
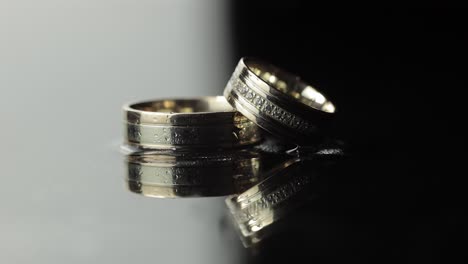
left=224, top=58, right=336, bottom=145
left=123, top=96, right=262, bottom=150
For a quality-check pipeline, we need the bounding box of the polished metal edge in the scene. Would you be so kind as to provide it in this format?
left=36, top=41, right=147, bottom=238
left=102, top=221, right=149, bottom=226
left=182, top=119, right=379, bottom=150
left=125, top=120, right=261, bottom=149
left=123, top=96, right=247, bottom=126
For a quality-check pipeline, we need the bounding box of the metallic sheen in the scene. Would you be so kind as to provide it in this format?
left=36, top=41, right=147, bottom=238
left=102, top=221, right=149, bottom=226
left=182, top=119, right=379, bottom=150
left=123, top=96, right=262, bottom=150
left=224, top=58, right=336, bottom=145
left=125, top=150, right=264, bottom=198
left=226, top=158, right=315, bottom=247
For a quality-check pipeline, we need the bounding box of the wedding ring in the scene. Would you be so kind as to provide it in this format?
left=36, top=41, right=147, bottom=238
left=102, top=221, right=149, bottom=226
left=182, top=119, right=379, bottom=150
left=224, top=58, right=336, bottom=145
left=123, top=96, right=262, bottom=150
left=125, top=150, right=264, bottom=198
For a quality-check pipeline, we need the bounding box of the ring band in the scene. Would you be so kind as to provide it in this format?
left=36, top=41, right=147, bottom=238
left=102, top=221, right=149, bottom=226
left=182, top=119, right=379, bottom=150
left=224, top=58, right=336, bottom=145
left=125, top=150, right=263, bottom=198
left=123, top=96, right=262, bottom=150
left=226, top=158, right=317, bottom=246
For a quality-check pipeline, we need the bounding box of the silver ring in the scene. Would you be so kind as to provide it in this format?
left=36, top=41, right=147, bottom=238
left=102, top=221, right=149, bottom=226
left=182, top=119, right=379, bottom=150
left=123, top=96, right=262, bottom=150
left=224, top=58, right=336, bottom=145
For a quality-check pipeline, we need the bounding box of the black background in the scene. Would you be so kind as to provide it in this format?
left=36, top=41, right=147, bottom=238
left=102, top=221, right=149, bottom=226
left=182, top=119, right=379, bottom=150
left=230, top=5, right=467, bottom=263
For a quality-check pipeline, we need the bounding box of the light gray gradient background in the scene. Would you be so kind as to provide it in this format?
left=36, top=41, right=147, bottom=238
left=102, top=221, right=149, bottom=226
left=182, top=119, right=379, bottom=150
left=0, top=0, right=242, bottom=263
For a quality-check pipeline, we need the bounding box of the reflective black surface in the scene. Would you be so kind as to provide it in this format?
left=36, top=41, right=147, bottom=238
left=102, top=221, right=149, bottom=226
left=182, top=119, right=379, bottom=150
left=121, top=137, right=348, bottom=254
left=122, top=131, right=466, bottom=263
left=228, top=5, right=467, bottom=263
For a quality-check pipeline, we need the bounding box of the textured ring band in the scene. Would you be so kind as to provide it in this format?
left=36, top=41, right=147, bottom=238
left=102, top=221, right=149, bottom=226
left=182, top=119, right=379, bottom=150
left=123, top=96, right=262, bottom=150
left=125, top=150, right=263, bottom=198
left=224, top=58, right=336, bottom=145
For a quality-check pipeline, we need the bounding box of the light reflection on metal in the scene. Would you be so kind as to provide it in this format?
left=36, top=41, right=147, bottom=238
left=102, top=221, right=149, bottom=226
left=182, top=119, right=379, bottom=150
left=124, top=150, right=266, bottom=198
left=226, top=158, right=323, bottom=247
left=121, top=137, right=344, bottom=246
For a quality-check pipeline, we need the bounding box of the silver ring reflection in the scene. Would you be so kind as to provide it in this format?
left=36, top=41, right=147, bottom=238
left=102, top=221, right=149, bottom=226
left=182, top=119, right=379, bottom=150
left=226, top=158, right=318, bottom=247
left=125, top=150, right=264, bottom=198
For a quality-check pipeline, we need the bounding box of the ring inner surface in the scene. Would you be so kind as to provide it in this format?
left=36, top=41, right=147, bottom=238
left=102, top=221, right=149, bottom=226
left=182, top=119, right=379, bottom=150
left=246, top=60, right=336, bottom=113
left=131, top=98, right=233, bottom=113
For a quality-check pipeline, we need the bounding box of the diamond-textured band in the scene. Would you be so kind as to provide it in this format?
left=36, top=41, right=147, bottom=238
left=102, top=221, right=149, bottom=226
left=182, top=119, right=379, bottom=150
left=123, top=96, right=262, bottom=150
left=224, top=58, right=335, bottom=145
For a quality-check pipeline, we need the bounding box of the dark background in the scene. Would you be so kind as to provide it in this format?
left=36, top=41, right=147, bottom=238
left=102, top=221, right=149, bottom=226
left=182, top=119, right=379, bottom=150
left=231, top=5, right=467, bottom=263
